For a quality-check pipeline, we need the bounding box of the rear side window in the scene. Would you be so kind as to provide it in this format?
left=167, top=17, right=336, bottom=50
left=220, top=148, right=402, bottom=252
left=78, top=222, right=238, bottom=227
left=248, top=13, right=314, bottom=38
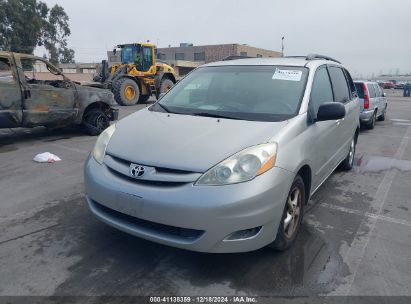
left=328, top=66, right=350, bottom=103
left=310, top=67, right=334, bottom=115
left=354, top=83, right=364, bottom=99
left=367, top=84, right=376, bottom=98
left=0, top=57, right=15, bottom=83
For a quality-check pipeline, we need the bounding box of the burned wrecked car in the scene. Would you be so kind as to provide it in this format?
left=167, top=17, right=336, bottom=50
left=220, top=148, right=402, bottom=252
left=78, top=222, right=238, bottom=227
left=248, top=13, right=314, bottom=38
left=0, top=52, right=118, bottom=135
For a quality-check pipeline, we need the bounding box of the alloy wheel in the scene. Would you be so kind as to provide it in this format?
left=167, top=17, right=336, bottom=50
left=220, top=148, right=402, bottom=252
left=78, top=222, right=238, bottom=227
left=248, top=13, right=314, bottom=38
left=348, top=138, right=355, bottom=166
left=284, top=186, right=302, bottom=239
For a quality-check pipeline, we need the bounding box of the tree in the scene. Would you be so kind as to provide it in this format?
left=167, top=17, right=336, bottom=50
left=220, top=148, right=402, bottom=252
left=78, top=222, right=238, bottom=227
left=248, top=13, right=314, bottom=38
left=0, top=0, right=46, bottom=53
left=59, top=47, right=75, bottom=64
left=0, top=0, right=75, bottom=64
left=40, top=4, right=75, bottom=64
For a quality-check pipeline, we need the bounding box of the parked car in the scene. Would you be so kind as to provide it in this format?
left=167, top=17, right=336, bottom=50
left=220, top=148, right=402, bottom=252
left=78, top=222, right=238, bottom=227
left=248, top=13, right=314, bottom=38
left=354, top=81, right=388, bottom=129
left=85, top=55, right=360, bottom=253
left=395, top=82, right=405, bottom=89
left=383, top=82, right=395, bottom=89
left=0, top=52, right=118, bottom=135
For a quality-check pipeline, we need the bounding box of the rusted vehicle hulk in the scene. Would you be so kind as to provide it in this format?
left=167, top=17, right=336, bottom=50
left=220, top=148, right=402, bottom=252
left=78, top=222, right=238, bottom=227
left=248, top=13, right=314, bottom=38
left=0, top=52, right=118, bottom=135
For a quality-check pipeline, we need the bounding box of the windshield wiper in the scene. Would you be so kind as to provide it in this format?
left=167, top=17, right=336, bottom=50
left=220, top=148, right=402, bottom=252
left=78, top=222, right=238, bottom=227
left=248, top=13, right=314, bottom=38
left=156, top=102, right=172, bottom=113
left=192, top=112, right=241, bottom=120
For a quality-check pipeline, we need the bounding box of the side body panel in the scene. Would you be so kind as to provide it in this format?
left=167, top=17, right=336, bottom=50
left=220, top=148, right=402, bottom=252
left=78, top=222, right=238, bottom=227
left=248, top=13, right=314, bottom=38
left=14, top=55, right=79, bottom=128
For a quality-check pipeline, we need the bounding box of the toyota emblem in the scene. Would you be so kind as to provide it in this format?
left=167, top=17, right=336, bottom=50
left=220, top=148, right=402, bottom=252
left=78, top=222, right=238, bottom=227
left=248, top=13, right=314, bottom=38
left=129, top=164, right=146, bottom=178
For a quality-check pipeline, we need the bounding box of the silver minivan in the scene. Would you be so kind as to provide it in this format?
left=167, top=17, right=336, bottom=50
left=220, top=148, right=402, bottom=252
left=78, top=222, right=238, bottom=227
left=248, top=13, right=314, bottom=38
left=354, top=81, right=388, bottom=129
left=84, top=55, right=360, bottom=253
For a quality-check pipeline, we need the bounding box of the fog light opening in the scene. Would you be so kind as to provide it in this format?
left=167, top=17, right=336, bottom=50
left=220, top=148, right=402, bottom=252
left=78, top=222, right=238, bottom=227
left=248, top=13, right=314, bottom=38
left=224, top=226, right=262, bottom=241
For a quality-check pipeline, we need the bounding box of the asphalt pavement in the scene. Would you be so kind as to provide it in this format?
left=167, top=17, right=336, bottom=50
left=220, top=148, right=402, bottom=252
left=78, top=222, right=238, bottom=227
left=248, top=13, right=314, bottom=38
left=0, top=94, right=410, bottom=297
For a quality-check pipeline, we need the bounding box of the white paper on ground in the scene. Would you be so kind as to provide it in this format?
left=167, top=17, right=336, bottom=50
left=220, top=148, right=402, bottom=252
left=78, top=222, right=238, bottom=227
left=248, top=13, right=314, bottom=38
left=272, top=69, right=302, bottom=81
left=33, top=152, right=62, bottom=163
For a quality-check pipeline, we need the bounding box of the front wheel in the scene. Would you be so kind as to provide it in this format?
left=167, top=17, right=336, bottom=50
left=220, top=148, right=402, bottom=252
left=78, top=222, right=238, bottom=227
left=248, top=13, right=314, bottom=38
left=269, top=175, right=305, bottom=251
left=82, top=109, right=110, bottom=136
left=113, top=78, right=140, bottom=106
left=340, top=136, right=356, bottom=170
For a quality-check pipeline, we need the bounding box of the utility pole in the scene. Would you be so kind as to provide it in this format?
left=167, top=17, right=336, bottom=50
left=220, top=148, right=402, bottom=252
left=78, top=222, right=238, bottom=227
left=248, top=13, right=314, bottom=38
left=281, top=36, right=285, bottom=57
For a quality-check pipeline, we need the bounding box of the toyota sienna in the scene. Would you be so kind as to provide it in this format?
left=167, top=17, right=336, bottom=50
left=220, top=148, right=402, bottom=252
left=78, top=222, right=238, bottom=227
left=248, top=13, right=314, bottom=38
left=84, top=54, right=360, bottom=253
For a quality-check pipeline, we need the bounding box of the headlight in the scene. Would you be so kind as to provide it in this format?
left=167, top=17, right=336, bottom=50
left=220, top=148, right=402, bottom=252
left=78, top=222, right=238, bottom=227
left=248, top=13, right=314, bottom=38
left=92, top=124, right=116, bottom=164
left=195, top=143, right=277, bottom=186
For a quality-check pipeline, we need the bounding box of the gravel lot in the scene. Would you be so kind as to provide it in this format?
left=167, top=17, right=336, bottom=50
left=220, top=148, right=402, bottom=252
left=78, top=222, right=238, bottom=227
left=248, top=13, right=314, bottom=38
left=0, top=93, right=410, bottom=297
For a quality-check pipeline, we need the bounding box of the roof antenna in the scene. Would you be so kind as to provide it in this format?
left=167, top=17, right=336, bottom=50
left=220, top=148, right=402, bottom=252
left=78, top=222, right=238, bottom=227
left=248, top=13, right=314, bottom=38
left=281, top=36, right=285, bottom=57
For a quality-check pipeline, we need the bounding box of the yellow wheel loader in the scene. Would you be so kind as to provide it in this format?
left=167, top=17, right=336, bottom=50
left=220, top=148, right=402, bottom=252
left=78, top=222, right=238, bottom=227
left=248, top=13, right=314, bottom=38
left=94, top=43, right=177, bottom=106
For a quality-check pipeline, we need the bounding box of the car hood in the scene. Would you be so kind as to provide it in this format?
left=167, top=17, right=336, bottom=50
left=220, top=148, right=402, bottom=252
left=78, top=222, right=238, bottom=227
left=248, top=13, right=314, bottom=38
left=106, top=108, right=288, bottom=172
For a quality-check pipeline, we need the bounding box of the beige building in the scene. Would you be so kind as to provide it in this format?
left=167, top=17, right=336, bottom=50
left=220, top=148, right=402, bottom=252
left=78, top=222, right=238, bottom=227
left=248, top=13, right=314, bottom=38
left=157, top=43, right=281, bottom=76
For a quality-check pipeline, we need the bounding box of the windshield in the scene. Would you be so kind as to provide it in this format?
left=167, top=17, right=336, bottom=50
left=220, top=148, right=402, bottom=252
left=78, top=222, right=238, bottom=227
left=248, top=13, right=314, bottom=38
left=121, top=45, right=140, bottom=64
left=46, top=63, right=62, bottom=75
left=152, top=65, right=308, bottom=121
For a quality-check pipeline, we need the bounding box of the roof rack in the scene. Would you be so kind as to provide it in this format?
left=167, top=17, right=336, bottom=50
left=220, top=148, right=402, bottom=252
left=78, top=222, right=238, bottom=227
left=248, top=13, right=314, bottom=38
left=284, top=56, right=307, bottom=59
left=284, top=54, right=342, bottom=64
left=223, top=55, right=252, bottom=61
left=305, top=54, right=342, bottom=64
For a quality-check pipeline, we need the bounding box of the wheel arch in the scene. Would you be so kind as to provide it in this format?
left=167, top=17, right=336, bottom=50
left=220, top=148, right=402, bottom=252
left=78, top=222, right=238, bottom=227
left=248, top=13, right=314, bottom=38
left=155, top=72, right=176, bottom=88
left=82, top=101, right=111, bottom=119
left=296, top=165, right=312, bottom=204
left=355, top=126, right=360, bottom=143
left=163, top=72, right=177, bottom=84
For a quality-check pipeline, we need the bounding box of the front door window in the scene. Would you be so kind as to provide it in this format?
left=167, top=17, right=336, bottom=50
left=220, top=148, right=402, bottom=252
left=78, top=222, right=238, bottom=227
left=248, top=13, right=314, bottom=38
left=142, top=47, right=153, bottom=72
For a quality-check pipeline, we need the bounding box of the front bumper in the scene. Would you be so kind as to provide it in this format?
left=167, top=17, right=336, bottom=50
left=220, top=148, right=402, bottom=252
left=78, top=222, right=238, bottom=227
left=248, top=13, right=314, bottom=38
left=360, top=109, right=374, bottom=123
left=84, top=155, right=294, bottom=253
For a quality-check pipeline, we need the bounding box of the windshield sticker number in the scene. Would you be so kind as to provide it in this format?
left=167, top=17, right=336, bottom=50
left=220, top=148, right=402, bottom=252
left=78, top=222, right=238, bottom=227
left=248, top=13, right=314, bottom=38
left=272, top=69, right=302, bottom=81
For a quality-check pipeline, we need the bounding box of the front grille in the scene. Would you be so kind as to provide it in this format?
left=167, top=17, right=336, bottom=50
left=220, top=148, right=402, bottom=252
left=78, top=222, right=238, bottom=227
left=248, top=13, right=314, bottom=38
left=108, top=154, right=197, bottom=175
left=107, top=167, right=187, bottom=187
left=93, top=200, right=204, bottom=241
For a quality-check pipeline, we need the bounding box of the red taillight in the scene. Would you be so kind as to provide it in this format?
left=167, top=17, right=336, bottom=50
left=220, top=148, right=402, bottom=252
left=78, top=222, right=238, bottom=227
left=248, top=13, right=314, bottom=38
left=363, top=83, right=369, bottom=109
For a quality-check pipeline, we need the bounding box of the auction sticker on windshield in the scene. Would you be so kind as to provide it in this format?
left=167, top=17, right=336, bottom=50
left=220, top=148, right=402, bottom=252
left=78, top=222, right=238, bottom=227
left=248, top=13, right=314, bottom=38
left=272, top=69, right=302, bottom=81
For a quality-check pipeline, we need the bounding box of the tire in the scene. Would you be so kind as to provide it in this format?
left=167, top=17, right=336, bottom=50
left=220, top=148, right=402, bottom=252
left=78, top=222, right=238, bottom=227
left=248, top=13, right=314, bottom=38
left=138, top=95, right=150, bottom=103
left=156, top=78, right=174, bottom=98
left=82, top=109, right=110, bottom=136
left=269, top=175, right=305, bottom=251
left=112, top=78, right=140, bottom=106
left=340, top=135, right=356, bottom=171
left=366, top=111, right=376, bottom=129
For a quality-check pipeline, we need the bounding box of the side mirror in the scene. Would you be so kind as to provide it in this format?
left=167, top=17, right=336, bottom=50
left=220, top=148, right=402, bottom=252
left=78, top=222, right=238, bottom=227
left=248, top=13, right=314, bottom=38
left=316, top=102, right=346, bottom=122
